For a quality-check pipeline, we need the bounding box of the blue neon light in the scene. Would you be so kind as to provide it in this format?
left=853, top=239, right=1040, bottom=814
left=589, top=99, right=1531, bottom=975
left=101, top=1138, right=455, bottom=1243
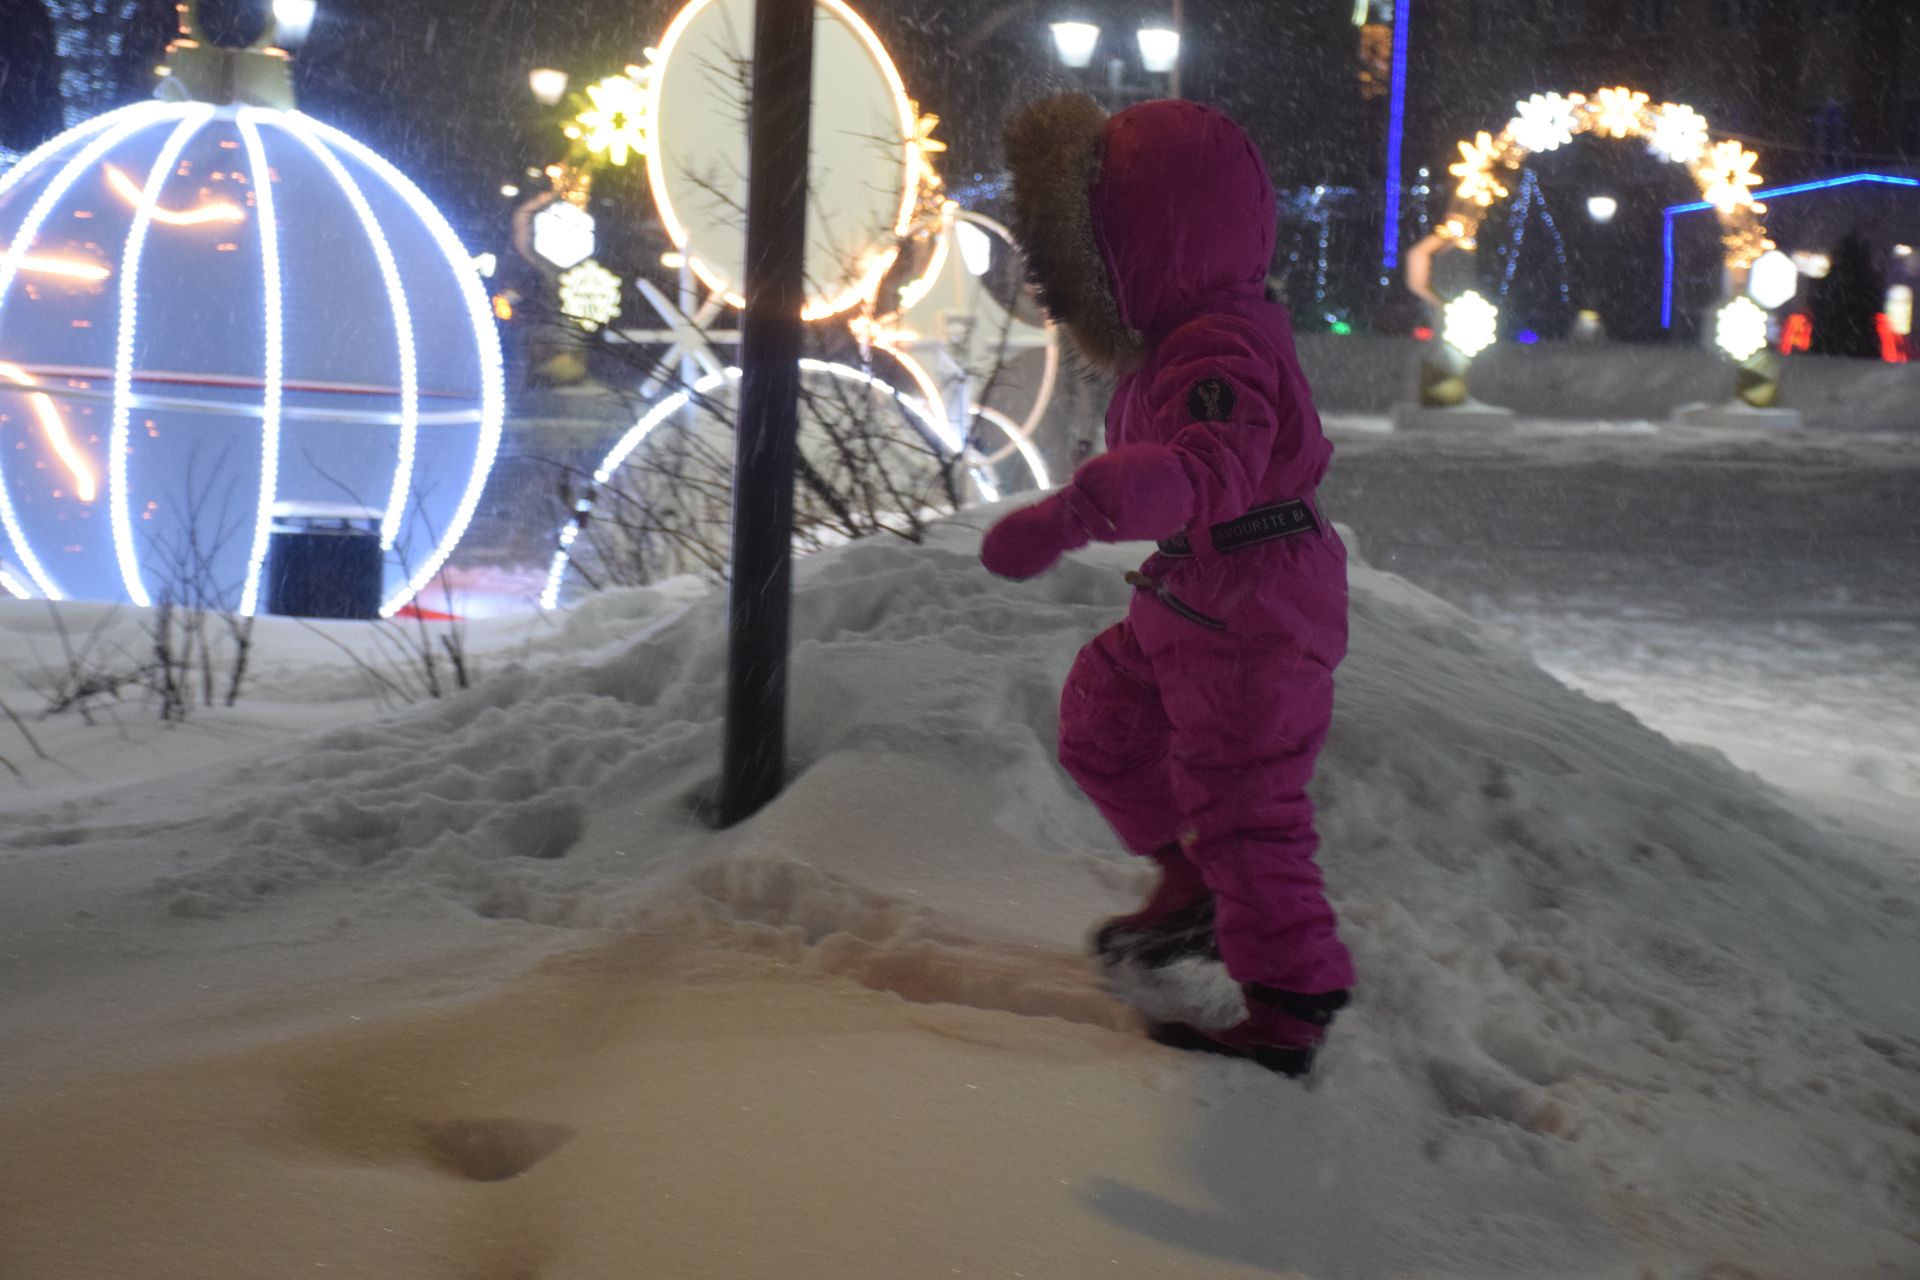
left=1661, top=172, right=1920, bottom=328
left=1661, top=211, right=1676, bottom=329
left=1381, top=0, right=1411, bottom=271
left=1517, top=329, right=1540, bottom=344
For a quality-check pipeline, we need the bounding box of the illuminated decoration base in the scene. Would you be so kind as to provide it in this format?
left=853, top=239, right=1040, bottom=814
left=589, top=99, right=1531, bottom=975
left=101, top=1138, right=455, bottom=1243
left=1391, top=400, right=1515, bottom=433
left=1671, top=401, right=1802, bottom=430
left=540, top=359, right=1001, bottom=608
left=0, top=101, right=503, bottom=614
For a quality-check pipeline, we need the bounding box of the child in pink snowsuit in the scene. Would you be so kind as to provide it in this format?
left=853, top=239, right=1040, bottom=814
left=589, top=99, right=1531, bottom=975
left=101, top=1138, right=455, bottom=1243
left=980, top=96, right=1352, bottom=1074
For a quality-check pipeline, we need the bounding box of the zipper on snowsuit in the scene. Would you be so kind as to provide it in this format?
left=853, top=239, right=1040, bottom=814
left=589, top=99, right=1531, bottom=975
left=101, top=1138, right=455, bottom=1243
left=1125, top=570, right=1228, bottom=631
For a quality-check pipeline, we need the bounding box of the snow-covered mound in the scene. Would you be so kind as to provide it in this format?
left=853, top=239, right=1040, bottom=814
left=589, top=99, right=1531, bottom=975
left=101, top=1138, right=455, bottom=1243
left=1, top=522, right=1915, bottom=1279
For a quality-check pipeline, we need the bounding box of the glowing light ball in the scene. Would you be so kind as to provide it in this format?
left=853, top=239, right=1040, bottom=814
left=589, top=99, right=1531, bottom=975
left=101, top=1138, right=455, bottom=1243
left=0, top=100, right=503, bottom=615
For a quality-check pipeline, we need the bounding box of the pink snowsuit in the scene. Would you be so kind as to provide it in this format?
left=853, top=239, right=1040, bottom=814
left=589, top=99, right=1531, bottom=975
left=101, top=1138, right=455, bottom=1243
left=988, top=100, right=1353, bottom=997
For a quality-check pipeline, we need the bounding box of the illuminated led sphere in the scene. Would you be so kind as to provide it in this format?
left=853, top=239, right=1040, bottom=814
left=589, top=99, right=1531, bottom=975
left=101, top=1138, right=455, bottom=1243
left=0, top=101, right=503, bottom=615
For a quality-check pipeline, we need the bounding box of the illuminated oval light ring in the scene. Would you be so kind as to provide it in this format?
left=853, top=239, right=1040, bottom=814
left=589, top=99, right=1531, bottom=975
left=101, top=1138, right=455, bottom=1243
left=0, top=103, right=503, bottom=614
left=232, top=108, right=283, bottom=616
left=873, top=207, right=1060, bottom=455
left=539, top=359, right=975, bottom=609
left=109, top=106, right=218, bottom=608
left=970, top=404, right=1050, bottom=492
left=267, top=110, right=421, bottom=556
left=0, top=102, right=187, bottom=600
left=644, top=0, right=920, bottom=321
left=287, top=110, right=506, bottom=617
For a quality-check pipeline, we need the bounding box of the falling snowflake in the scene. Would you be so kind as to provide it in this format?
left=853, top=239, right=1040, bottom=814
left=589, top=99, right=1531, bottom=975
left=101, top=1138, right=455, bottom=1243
left=1647, top=103, right=1711, bottom=165
left=1449, top=131, right=1511, bottom=208
left=1714, top=296, right=1769, bottom=361
left=1508, top=93, right=1582, bottom=154
left=573, top=74, right=649, bottom=167
left=1698, top=140, right=1764, bottom=214
left=559, top=260, right=623, bottom=331
left=1590, top=86, right=1651, bottom=139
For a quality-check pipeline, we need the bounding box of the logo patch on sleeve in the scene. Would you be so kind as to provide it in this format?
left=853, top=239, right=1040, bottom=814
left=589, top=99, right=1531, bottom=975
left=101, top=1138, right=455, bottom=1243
left=1186, top=376, right=1237, bottom=423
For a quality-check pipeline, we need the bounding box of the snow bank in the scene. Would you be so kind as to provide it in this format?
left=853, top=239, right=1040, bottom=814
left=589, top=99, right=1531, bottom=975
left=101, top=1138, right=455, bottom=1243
left=0, top=520, right=1916, bottom=1278
left=1296, top=333, right=1920, bottom=432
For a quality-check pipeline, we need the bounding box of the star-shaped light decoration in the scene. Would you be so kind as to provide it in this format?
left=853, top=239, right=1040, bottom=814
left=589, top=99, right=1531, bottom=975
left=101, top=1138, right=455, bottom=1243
left=1508, top=92, right=1583, bottom=154
left=1698, top=139, right=1764, bottom=214
left=1646, top=102, right=1710, bottom=165
left=1713, top=296, right=1770, bottom=362
left=572, top=73, right=649, bottom=167
left=1449, top=131, right=1511, bottom=208
left=1590, top=86, right=1650, bottom=139
left=911, top=105, right=947, bottom=187
left=558, top=260, right=623, bottom=331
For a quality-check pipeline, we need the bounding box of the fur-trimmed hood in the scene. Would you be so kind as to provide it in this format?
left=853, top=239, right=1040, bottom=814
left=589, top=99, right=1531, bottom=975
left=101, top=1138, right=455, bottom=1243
left=1005, top=96, right=1277, bottom=374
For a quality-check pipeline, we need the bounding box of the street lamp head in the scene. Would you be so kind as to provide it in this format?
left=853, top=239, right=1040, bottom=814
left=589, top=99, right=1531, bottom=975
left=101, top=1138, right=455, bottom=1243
left=1137, top=27, right=1180, bottom=74
left=1050, top=22, right=1101, bottom=68
left=1586, top=194, right=1618, bottom=224
left=271, top=0, right=317, bottom=46
left=529, top=67, right=570, bottom=106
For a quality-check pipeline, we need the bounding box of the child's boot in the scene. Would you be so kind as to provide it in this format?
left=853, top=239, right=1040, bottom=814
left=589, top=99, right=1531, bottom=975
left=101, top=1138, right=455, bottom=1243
left=1089, top=844, right=1247, bottom=1029
left=1150, top=986, right=1349, bottom=1077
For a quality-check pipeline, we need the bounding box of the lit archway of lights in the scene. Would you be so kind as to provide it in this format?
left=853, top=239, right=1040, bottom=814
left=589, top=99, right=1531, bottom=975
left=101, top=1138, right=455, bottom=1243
left=1406, top=89, right=1771, bottom=325
left=540, top=359, right=1013, bottom=609
left=0, top=101, right=503, bottom=615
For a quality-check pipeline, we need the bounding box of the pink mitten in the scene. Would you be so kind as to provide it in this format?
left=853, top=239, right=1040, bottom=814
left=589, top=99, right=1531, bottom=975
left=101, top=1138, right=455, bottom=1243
left=1071, top=443, right=1194, bottom=542
left=980, top=493, right=1090, bottom=580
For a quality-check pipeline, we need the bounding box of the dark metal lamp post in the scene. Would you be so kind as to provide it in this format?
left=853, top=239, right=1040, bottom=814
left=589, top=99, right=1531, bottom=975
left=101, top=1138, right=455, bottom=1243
left=718, top=0, right=815, bottom=826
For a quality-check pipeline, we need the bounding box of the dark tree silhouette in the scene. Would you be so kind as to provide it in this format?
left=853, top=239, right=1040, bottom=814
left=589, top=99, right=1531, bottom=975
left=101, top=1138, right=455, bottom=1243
left=0, top=0, right=65, bottom=152
left=1808, top=231, right=1886, bottom=360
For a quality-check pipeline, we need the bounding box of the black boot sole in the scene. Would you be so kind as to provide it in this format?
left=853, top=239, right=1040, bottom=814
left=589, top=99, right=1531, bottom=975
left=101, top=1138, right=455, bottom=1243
left=1147, top=1021, right=1316, bottom=1078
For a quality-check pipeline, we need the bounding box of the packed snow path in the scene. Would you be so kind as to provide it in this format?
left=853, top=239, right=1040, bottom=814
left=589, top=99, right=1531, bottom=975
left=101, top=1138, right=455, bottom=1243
left=2, top=510, right=1916, bottom=1278
left=1320, top=417, right=1920, bottom=841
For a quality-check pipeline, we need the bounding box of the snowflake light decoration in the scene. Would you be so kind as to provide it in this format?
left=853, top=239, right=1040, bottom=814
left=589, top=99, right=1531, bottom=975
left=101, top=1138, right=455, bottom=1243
left=1443, top=290, right=1500, bottom=357
left=1647, top=102, right=1710, bottom=165
left=1590, top=86, right=1650, bottom=139
left=571, top=73, right=649, bottom=167
left=1713, top=296, right=1769, bottom=361
left=1449, top=131, right=1510, bottom=208
left=1508, top=93, right=1582, bottom=154
left=558, top=260, right=623, bottom=331
left=1698, top=140, right=1764, bottom=214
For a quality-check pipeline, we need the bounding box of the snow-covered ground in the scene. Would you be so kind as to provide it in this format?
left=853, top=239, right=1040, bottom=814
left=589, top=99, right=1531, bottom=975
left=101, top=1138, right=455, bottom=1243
left=1322, top=415, right=1920, bottom=842
left=0, top=417, right=1916, bottom=1279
